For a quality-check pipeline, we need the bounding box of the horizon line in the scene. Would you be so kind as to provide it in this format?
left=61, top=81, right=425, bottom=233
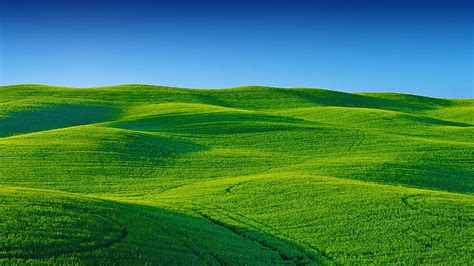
left=2, top=83, right=471, bottom=99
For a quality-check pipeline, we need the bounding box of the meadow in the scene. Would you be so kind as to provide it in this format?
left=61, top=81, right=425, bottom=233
left=0, top=84, right=472, bottom=264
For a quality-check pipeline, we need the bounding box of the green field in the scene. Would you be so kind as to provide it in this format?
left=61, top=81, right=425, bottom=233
left=0, top=84, right=472, bottom=265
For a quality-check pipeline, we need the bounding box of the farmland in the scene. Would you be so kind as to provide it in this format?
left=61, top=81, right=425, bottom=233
left=0, top=84, right=472, bottom=264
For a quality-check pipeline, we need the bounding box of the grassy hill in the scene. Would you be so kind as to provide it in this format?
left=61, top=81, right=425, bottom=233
left=0, top=84, right=472, bottom=264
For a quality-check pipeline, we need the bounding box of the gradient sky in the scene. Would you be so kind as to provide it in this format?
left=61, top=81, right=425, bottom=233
left=0, top=0, right=472, bottom=97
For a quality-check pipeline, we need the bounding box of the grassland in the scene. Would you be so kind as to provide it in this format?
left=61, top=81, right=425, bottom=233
left=0, top=84, right=472, bottom=264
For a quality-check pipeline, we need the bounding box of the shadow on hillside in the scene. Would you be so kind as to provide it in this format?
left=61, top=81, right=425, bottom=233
left=0, top=104, right=118, bottom=137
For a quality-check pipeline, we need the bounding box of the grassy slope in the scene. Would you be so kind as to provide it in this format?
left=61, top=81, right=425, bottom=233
left=0, top=84, right=472, bottom=264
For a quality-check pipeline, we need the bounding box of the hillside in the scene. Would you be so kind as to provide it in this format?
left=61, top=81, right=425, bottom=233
left=0, top=84, right=473, bottom=264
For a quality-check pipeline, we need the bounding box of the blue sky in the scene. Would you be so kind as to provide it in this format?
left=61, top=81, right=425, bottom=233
left=0, top=0, right=472, bottom=97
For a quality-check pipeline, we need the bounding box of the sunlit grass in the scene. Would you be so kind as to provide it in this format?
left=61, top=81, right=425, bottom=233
left=0, top=84, right=472, bottom=264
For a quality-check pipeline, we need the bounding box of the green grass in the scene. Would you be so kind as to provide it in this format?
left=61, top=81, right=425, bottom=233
left=1, top=186, right=309, bottom=264
left=0, top=84, right=472, bottom=264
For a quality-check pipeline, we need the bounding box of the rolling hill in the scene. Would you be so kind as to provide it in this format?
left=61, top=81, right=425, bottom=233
left=0, top=84, right=472, bottom=264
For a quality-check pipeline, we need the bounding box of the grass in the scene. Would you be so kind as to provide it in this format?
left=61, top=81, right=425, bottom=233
left=0, top=84, right=472, bottom=264
left=1, top=186, right=305, bottom=264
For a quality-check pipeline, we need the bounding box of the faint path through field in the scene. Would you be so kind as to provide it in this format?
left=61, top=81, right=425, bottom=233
left=0, top=212, right=128, bottom=260
left=401, top=194, right=473, bottom=222
left=166, top=200, right=334, bottom=265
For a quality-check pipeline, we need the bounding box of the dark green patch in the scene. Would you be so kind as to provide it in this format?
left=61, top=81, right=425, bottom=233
left=0, top=104, right=118, bottom=137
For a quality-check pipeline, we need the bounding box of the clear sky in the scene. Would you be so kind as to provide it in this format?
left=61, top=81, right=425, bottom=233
left=0, top=0, right=472, bottom=97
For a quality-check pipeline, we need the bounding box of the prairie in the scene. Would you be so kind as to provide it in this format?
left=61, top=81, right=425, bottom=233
left=0, top=84, right=472, bottom=264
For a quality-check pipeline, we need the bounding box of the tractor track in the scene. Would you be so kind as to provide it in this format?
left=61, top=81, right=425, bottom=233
left=178, top=201, right=333, bottom=265
left=0, top=213, right=128, bottom=260
left=401, top=194, right=473, bottom=222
